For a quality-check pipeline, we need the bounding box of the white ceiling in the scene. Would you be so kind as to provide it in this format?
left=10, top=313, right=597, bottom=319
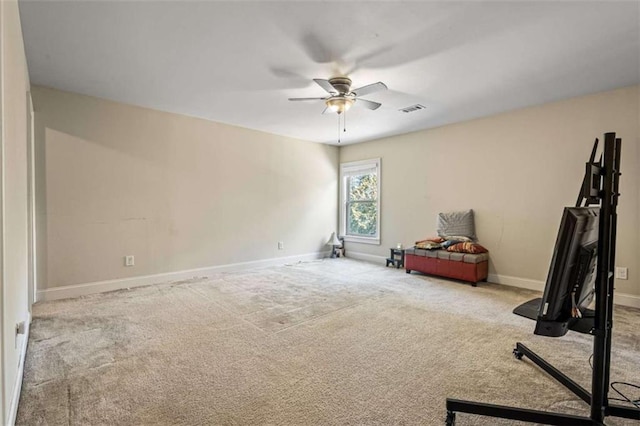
left=19, top=1, right=640, bottom=145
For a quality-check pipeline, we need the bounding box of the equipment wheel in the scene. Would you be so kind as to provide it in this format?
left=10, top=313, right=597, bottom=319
left=513, top=348, right=523, bottom=360
left=445, top=411, right=456, bottom=425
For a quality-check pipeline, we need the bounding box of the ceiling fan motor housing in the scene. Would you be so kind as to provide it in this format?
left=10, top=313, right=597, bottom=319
left=329, top=77, right=352, bottom=94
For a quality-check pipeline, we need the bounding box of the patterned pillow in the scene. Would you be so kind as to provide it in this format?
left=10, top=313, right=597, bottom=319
left=415, top=241, right=442, bottom=250
left=415, top=236, right=445, bottom=244
left=437, top=209, right=476, bottom=239
left=444, top=235, right=473, bottom=242
left=446, top=242, right=488, bottom=254
left=440, top=239, right=461, bottom=249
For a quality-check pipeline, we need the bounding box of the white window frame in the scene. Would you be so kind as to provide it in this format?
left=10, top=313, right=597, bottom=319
left=340, top=158, right=381, bottom=245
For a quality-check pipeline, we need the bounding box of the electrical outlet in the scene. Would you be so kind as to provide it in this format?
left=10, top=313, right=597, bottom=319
left=278, top=241, right=284, bottom=250
left=125, top=255, right=135, bottom=267
left=615, top=266, right=628, bottom=280
left=15, top=321, right=25, bottom=348
left=15, top=322, right=25, bottom=335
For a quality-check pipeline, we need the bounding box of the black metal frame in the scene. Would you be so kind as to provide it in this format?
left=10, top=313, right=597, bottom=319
left=445, top=133, right=640, bottom=425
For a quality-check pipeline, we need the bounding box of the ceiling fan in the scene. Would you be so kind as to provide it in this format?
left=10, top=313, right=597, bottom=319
left=289, top=77, right=387, bottom=114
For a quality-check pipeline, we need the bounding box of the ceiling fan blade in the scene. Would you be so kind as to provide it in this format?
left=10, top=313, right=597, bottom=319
left=352, top=82, right=387, bottom=97
left=356, top=99, right=382, bottom=110
left=288, top=97, right=326, bottom=101
left=313, top=79, right=337, bottom=94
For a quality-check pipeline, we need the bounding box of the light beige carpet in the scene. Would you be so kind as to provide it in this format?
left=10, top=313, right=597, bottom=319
left=17, top=258, right=640, bottom=425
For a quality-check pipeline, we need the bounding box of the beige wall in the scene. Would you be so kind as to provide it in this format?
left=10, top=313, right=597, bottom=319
left=1, top=0, right=31, bottom=422
left=33, top=87, right=339, bottom=290
left=340, top=86, right=639, bottom=298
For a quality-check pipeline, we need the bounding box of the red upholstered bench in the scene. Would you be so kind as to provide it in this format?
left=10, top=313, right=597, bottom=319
left=404, top=248, right=488, bottom=286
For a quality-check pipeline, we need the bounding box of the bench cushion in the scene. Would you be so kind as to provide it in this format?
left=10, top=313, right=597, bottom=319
left=406, top=248, right=488, bottom=264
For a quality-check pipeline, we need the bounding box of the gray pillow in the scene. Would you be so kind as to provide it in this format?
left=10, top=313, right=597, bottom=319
left=437, top=209, right=476, bottom=239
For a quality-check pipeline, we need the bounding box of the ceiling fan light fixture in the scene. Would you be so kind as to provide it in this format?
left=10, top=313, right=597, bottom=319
left=326, top=96, right=354, bottom=114
left=288, top=77, right=387, bottom=142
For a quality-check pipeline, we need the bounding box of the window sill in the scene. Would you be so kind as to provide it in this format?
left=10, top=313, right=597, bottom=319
left=343, top=235, right=380, bottom=245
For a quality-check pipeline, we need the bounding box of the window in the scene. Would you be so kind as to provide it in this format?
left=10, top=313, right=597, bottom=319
left=340, top=158, right=380, bottom=244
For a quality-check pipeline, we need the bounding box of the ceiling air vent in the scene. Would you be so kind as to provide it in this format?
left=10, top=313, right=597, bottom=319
left=399, top=104, right=426, bottom=113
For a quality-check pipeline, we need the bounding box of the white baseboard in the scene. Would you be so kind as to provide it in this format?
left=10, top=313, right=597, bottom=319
left=345, top=251, right=387, bottom=264
left=37, top=251, right=330, bottom=302
left=488, top=273, right=640, bottom=309
left=35, top=253, right=640, bottom=310
left=487, top=273, right=545, bottom=292
left=615, top=292, right=640, bottom=309
left=7, top=312, right=31, bottom=426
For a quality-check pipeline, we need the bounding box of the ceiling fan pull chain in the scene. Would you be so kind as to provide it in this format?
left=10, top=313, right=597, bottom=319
left=337, top=114, right=341, bottom=144
left=344, top=110, right=347, bottom=133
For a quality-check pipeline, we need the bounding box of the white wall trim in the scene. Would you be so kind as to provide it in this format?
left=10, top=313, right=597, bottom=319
left=35, top=254, right=640, bottom=307
left=339, top=158, right=381, bottom=245
left=487, top=273, right=545, bottom=292
left=488, top=273, right=640, bottom=309
left=37, top=251, right=330, bottom=302
left=614, top=293, right=640, bottom=309
left=7, top=312, right=30, bottom=426
left=26, top=92, right=36, bottom=308
left=345, top=251, right=387, bottom=265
